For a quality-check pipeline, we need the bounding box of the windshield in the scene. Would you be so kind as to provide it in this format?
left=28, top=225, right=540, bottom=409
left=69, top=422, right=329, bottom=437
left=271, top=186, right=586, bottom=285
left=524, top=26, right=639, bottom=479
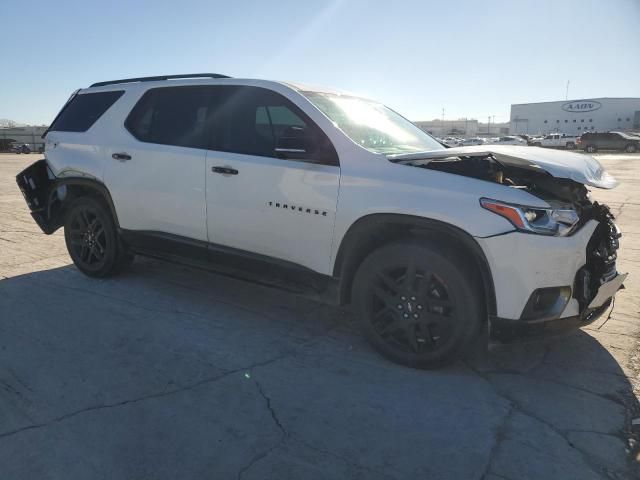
left=302, top=91, right=445, bottom=155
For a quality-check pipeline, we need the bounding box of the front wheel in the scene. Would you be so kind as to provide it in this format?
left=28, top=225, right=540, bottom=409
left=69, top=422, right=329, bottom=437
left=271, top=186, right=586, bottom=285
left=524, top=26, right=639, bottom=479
left=625, top=144, right=637, bottom=153
left=64, top=196, right=133, bottom=277
left=585, top=144, right=597, bottom=153
left=352, top=241, right=483, bottom=369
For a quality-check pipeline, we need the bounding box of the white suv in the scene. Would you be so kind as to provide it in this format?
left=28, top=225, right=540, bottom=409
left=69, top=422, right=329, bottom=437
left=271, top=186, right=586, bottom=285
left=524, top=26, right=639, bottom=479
left=16, top=74, right=626, bottom=368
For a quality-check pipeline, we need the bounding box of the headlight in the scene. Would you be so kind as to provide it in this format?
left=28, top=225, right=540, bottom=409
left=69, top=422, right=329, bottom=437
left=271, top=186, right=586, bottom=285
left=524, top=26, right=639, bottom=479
left=480, top=198, right=579, bottom=236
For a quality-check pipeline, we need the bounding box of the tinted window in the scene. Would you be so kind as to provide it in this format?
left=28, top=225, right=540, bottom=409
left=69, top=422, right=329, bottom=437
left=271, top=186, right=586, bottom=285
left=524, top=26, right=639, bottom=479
left=126, top=86, right=212, bottom=149
left=49, top=90, right=124, bottom=132
left=211, top=86, right=338, bottom=165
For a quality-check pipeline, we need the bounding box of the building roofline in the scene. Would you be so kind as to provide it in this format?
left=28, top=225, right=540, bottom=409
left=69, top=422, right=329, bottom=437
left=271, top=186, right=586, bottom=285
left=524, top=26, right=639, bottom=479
left=511, top=97, right=640, bottom=107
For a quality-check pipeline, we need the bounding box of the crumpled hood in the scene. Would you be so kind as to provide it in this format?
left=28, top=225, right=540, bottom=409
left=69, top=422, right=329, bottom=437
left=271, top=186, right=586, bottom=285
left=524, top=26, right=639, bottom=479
left=388, top=145, right=618, bottom=189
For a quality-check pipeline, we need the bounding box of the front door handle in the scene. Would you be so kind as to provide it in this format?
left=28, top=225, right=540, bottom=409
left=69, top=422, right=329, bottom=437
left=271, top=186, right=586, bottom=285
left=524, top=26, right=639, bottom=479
left=211, top=166, right=238, bottom=175
left=112, top=152, right=132, bottom=161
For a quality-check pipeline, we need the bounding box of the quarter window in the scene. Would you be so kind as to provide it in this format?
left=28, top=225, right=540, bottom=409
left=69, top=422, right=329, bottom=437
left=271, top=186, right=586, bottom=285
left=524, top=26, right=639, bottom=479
left=49, top=90, right=124, bottom=133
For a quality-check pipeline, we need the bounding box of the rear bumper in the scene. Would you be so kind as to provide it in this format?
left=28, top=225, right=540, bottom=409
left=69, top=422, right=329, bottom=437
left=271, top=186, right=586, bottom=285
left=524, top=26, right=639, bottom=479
left=15, top=159, right=57, bottom=234
left=489, top=299, right=610, bottom=343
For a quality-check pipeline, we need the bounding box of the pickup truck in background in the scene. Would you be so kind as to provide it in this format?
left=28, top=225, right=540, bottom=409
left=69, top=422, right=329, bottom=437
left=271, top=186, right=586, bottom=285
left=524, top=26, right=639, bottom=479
left=531, top=133, right=579, bottom=149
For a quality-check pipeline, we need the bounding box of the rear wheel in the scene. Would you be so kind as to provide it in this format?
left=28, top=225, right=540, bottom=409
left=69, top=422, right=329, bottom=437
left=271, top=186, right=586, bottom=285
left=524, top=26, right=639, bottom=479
left=566, top=142, right=576, bottom=150
left=352, top=241, right=483, bottom=369
left=64, top=196, right=133, bottom=277
left=625, top=144, right=637, bottom=153
left=585, top=144, right=597, bottom=153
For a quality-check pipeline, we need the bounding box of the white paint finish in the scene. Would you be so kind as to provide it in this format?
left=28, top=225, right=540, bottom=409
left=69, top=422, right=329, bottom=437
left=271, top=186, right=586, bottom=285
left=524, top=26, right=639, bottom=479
left=328, top=147, right=556, bottom=273
left=44, top=131, right=105, bottom=181
left=476, top=221, right=599, bottom=319
left=104, top=141, right=208, bottom=241
left=205, top=150, right=339, bottom=272
left=43, top=77, right=625, bottom=320
left=389, top=145, right=618, bottom=189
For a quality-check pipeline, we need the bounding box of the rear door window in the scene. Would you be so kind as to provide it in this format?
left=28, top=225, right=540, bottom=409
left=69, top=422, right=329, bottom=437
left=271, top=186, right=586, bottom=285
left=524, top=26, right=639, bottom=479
left=49, top=90, right=124, bottom=132
left=125, top=86, right=212, bottom=149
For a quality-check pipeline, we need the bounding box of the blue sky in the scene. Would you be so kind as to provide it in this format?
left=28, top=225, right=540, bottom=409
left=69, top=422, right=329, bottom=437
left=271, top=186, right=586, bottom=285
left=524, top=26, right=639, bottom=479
left=2, top=0, right=639, bottom=125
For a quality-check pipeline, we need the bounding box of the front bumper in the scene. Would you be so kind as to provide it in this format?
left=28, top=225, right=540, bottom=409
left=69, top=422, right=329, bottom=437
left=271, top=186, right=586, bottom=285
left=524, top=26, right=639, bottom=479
left=489, top=299, right=611, bottom=343
left=477, top=207, right=625, bottom=341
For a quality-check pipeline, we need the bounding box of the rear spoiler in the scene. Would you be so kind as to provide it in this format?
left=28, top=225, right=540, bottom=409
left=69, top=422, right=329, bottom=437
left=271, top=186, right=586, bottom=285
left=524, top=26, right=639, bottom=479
left=41, top=89, right=80, bottom=139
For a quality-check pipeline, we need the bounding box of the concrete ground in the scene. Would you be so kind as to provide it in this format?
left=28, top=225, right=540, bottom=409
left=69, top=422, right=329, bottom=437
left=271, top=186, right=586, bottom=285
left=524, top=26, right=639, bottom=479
left=0, top=151, right=639, bottom=479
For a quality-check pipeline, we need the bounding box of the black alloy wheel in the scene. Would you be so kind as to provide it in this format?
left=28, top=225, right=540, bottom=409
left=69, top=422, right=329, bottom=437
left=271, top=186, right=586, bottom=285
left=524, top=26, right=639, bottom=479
left=68, top=206, right=108, bottom=268
left=64, top=197, right=132, bottom=277
left=352, top=241, right=482, bottom=368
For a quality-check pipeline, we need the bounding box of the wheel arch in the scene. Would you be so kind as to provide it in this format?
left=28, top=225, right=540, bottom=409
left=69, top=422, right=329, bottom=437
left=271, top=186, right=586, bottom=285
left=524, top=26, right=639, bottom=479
left=44, top=177, right=120, bottom=234
left=333, top=214, right=496, bottom=317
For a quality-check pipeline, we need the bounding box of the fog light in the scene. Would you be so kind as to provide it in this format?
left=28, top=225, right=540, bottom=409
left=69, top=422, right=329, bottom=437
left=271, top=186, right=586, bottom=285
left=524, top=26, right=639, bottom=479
left=521, top=286, right=571, bottom=321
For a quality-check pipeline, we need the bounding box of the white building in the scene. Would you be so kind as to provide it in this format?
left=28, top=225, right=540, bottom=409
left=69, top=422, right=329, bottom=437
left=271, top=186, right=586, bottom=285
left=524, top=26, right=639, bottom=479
left=0, top=125, right=47, bottom=151
left=414, top=119, right=479, bottom=137
left=510, top=98, right=640, bottom=136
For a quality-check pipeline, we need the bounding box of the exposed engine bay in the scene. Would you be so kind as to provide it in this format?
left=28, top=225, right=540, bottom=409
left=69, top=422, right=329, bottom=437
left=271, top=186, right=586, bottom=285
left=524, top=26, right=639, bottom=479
left=395, top=151, right=621, bottom=312
left=424, top=155, right=592, bottom=215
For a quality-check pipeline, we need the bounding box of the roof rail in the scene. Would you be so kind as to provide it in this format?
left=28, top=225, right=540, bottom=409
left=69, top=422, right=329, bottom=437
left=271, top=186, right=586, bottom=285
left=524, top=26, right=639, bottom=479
left=89, top=73, right=231, bottom=88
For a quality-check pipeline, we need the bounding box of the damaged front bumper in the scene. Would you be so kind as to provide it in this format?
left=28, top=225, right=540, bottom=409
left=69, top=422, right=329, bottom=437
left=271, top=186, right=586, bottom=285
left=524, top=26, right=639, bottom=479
left=478, top=204, right=626, bottom=343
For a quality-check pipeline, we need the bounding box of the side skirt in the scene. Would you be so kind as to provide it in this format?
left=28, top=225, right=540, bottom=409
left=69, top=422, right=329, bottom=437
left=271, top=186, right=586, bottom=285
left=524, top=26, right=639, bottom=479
left=119, top=230, right=340, bottom=305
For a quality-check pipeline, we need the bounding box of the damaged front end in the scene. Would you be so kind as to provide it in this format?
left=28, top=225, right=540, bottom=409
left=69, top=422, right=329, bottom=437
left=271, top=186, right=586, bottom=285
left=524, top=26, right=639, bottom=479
left=390, top=146, right=626, bottom=338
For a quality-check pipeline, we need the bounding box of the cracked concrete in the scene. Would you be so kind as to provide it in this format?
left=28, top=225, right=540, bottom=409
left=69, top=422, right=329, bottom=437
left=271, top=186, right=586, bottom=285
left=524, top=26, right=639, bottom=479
left=1, top=152, right=639, bottom=479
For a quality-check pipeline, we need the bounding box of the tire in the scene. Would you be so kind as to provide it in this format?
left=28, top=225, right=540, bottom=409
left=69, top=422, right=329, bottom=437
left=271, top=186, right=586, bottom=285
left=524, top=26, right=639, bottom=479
left=566, top=142, right=575, bottom=150
left=64, top=196, right=132, bottom=277
left=533, top=142, right=541, bottom=147
left=625, top=144, right=637, bottom=153
left=585, top=144, right=597, bottom=153
left=352, top=240, right=483, bottom=369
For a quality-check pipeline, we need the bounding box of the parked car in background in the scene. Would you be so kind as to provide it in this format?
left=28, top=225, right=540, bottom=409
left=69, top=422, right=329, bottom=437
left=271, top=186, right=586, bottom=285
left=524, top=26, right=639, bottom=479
left=489, top=136, right=527, bottom=146
left=460, top=137, right=486, bottom=146
left=441, top=137, right=462, bottom=147
left=531, top=133, right=579, bottom=150
left=11, top=143, right=32, bottom=154
left=527, top=135, right=544, bottom=145
left=578, top=131, right=640, bottom=153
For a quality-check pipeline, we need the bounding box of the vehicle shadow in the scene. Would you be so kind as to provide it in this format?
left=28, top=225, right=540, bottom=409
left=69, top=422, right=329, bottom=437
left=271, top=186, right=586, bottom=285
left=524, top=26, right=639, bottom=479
left=0, top=257, right=637, bottom=478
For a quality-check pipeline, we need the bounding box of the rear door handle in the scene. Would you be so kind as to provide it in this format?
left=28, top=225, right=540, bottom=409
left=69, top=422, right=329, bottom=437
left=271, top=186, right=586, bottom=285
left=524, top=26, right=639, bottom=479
left=112, top=152, right=132, bottom=161
left=211, top=166, right=238, bottom=175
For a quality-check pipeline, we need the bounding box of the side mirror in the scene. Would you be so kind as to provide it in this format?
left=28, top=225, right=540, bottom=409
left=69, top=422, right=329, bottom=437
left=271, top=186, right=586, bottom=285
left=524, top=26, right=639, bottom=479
left=275, top=126, right=313, bottom=159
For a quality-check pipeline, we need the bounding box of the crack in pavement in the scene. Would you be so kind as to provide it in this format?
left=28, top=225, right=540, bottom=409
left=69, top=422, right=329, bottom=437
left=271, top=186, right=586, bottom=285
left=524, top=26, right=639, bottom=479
left=0, top=353, right=290, bottom=442
left=235, top=377, right=287, bottom=480
left=479, top=405, right=515, bottom=480
left=465, top=363, right=626, bottom=480
left=0, top=314, right=343, bottom=444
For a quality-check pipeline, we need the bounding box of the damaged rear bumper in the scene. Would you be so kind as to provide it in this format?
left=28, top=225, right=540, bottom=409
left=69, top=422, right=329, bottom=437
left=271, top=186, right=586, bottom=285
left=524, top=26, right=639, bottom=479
left=15, top=159, right=57, bottom=234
